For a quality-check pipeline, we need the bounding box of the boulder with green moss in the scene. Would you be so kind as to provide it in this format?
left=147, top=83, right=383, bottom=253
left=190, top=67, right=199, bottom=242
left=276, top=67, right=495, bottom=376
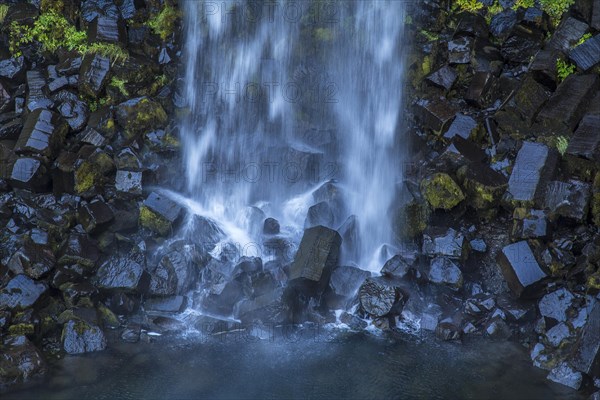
left=458, top=162, right=508, bottom=211
left=116, top=96, right=167, bottom=140
left=61, top=319, right=106, bottom=354
left=420, top=173, right=465, bottom=210
left=139, top=192, right=183, bottom=236
left=0, top=335, right=46, bottom=387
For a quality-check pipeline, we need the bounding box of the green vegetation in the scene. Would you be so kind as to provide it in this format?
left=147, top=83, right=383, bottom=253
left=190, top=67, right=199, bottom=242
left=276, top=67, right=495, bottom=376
left=512, top=0, right=535, bottom=9
left=575, top=33, right=592, bottom=47
left=9, top=10, right=128, bottom=63
left=419, top=30, right=439, bottom=42
left=539, top=0, right=575, bottom=23
left=420, top=173, right=465, bottom=210
left=556, top=135, right=569, bottom=156
left=556, top=58, right=576, bottom=82
left=147, top=4, right=180, bottom=41
left=453, top=0, right=484, bottom=13
left=139, top=206, right=171, bottom=236
left=0, top=4, right=9, bottom=24
left=110, top=77, right=129, bottom=97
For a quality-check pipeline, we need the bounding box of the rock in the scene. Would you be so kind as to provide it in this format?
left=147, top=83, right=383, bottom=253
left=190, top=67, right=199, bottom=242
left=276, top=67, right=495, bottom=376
left=512, top=74, right=552, bottom=124
left=338, top=215, right=360, bottom=263
left=56, top=93, right=89, bottom=132
left=145, top=296, right=187, bottom=313
left=401, top=296, right=442, bottom=331
left=60, top=282, right=99, bottom=308
left=444, top=137, right=487, bottom=166
left=470, top=238, right=487, bottom=253
left=537, top=74, right=600, bottom=130
left=94, top=252, right=150, bottom=293
left=233, top=288, right=284, bottom=323
left=530, top=50, right=560, bottom=88
left=2, top=156, right=50, bottom=192
left=25, top=70, right=53, bottom=111
left=329, top=265, right=370, bottom=299
left=115, top=170, right=143, bottom=196
left=566, top=114, right=600, bottom=162
left=15, top=109, right=68, bottom=158
left=490, top=10, right=518, bottom=39
left=501, top=25, right=544, bottom=63
left=511, top=209, right=550, bottom=240
left=570, top=301, right=600, bottom=376
left=460, top=162, right=508, bottom=211
left=420, top=173, right=465, bottom=210
left=425, top=65, right=457, bottom=91
left=569, top=34, right=600, bottom=71
left=61, top=319, right=106, bottom=354
left=381, top=255, right=412, bottom=279
left=436, top=321, right=461, bottom=341
left=150, top=251, right=195, bottom=296
left=547, top=362, right=583, bottom=390
left=58, top=233, right=100, bottom=268
left=414, top=98, right=458, bottom=134
left=116, top=97, right=168, bottom=140
left=88, top=16, right=127, bottom=45
left=339, top=312, right=368, bottom=330
left=422, top=227, right=467, bottom=260
left=56, top=52, right=82, bottom=76
left=466, top=71, right=494, bottom=107
left=545, top=322, right=572, bottom=347
left=0, top=275, right=47, bottom=310
left=448, top=36, right=473, bottom=64
left=358, top=278, right=401, bottom=317
left=79, top=53, right=111, bottom=97
left=288, top=225, right=341, bottom=287
left=78, top=198, right=114, bottom=233
left=544, top=180, right=591, bottom=222
left=547, top=16, right=589, bottom=53
left=497, top=241, right=548, bottom=298
left=443, top=114, right=477, bottom=140
left=0, top=336, right=46, bottom=387
left=0, top=56, right=25, bottom=80
left=186, top=215, right=224, bottom=254
left=426, top=257, right=463, bottom=290
left=593, top=0, right=600, bottom=30
left=140, top=192, right=183, bottom=236
left=485, top=318, right=511, bottom=339
left=505, top=142, right=558, bottom=207
left=304, top=201, right=334, bottom=229
left=7, top=242, right=55, bottom=279
left=263, top=217, right=280, bottom=235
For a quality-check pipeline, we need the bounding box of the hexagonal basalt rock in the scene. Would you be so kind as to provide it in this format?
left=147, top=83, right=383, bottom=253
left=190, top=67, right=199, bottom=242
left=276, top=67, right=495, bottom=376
left=116, top=97, right=168, bottom=140
left=420, top=173, right=465, bottom=210
left=0, top=275, right=48, bottom=311
left=359, top=278, right=401, bottom=318
left=497, top=241, right=548, bottom=298
left=14, top=109, right=68, bottom=158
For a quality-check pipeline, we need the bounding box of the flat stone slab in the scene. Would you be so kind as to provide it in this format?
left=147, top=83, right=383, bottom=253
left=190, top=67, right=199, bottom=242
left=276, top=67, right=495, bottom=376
left=506, top=142, right=557, bottom=206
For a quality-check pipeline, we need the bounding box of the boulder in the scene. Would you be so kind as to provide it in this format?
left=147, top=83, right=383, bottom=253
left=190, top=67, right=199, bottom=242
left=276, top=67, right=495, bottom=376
left=505, top=142, right=558, bottom=207
left=497, top=241, right=548, bottom=298
left=25, top=70, right=53, bottom=112
left=288, top=225, right=341, bottom=286
left=145, top=296, right=187, bottom=313
left=329, top=265, right=370, bottom=299
left=544, top=180, right=591, bottom=222
left=530, top=50, right=560, bottom=88
left=116, top=97, right=168, bottom=140
left=139, top=192, right=183, bottom=236
left=79, top=53, right=111, bottom=97
left=422, top=227, right=467, bottom=260
left=0, top=56, right=25, bottom=80
left=358, top=278, right=401, bottom=317
left=501, top=25, right=544, bottom=63
left=425, top=65, right=457, bottom=91
left=7, top=242, right=56, bottom=279
left=512, top=74, right=551, bottom=124
left=0, top=275, right=47, bottom=311
left=338, top=215, right=360, bottom=263
left=545, top=322, right=572, bottom=347
left=443, top=114, right=477, bottom=140
left=566, top=114, right=600, bottom=162
left=115, top=170, right=143, bottom=196
left=547, top=362, right=583, bottom=390
left=56, top=93, right=89, bottom=132
left=2, top=156, right=49, bottom=192
left=511, top=209, right=550, bottom=240
left=61, top=319, right=107, bottom=354
left=263, top=217, right=280, bottom=235
left=0, top=336, right=46, bottom=387
left=14, top=109, right=68, bottom=158
left=466, top=71, right=495, bottom=107
left=381, top=255, right=412, bottom=279
left=569, top=34, right=600, bottom=71
left=569, top=301, right=600, bottom=376
left=420, top=173, right=465, bottom=210
left=94, top=252, right=150, bottom=293
left=460, top=162, right=508, bottom=210
left=304, top=201, right=334, bottom=229
left=414, top=98, right=458, bottom=134
left=436, top=321, right=461, bottom=341
left=546, top=16, right=589, bottom=53
left=426, top=257, right=463, bottom=290
left=448, top=36, right=473, bottom=64
left=78, top=198, right=114, bottom=233
left=88, top=16, right=127, bottom=45
left=490, top=10, right=518, bottom=40
left=58, top=233, right=100, bottom=268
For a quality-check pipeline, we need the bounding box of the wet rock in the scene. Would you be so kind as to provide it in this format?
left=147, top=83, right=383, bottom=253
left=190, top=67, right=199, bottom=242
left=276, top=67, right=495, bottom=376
left=512, top=74, right=552, bottom=124
left=2, top=157, right=50, bottom=192
left=570, top=301, right=600, bottom=376
left=7, top=242, right=55, bottom=279
left=25, top=70, right=52, bottom=111
left=59, top=233, right=100, bottom=268
left=511, top=209, right=550, bottom=240
left=448, top=36, right=473, bottom=64
left=263, top=217, right=280, bottom=235
left=545, top=322, right=572, bottom=347
left=116, top=97, right=168, bottom=140
left=420, top=173, right=465, bottom=210
left=485, top=318, right=511, bottom=340
left=537, top=74, right=600, bottom=130
left=288, top=225, right=341, bottom=288
left=425, top=65, right=457, bottom=91
left=466, top=71, right=494, bottom=107
left=94, top=252, right=150, bottom=293
left=422, top=228, right=467, bottom=260
left=501, top=25, right=544, bottom=63
left=145, top=296, right=187, bottom=313
left=443, top=114, right=477, bottom=140
left=470, top=238, right=487, bottom=253
left=79, top=53, right=111, bottom=97
left=304, top=201, right=334, bottom=229
left=0, top=336, right=46, bottom=387
left=149, top=251, right=195, bottom=296
left=233, top=288, right=284, bottom=323
left=497, top=241, right=548, bottom=298
left=443, top=137, right=487, bottom=166
left=490, top=10, right=518, bottom=39
left=61, top=319, right=106, bottom=355
left=0, top=56, right=25, bottom=80
left=436, top=321, right=461, bottom=341
left=338, top=215, right=360, bottom=262
left=15, top=109, right=68, bottom=158
left=544, top=180, right=591, bottom=222
left=381, top=255, right=412, bottom=279
left=567, top=114, right=600, bottom=162
left=426, top=257, right=463, bottom=290
left=88, top=16, right=127, bottom=45
left=0, top=274, right=48, bottom=311
left=115, top=170, right=143, bottom=196
left=594, top=0, right=600, bottom=30
left=329, top=265, right=370, bottom=299
left=78, top=198, right=114, bottom=233
left=56, top=93, right=89, bottom=132
left=569, top=34, right=600, bottom=71
left=139, top=192, right=183, bottom=236
left=401, top=296, right=442, bottom=331
left=339, top=312, right=368, bottom=330
left=358, top=278, right=401, bottom=317
left=0, top=115, right=23, bottom=141
left=78, top=127, right=106, bottom=148
left=460, top=162, right=508, bottom=211
left=547, top=362, right=583, bottom=390
left=505, top=142, right=558, bottom=207
left=186, top=215, right=224, bottom=255
left=414, top=98, right=458, bottom=134
left=547, top=16, right=589, bottom=53
left=530, top=50, right=560, bottom=88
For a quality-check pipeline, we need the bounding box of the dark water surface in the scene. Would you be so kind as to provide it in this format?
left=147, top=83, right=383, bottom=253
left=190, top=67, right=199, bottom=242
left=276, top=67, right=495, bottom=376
left=4, top=330, right=583, bottom=400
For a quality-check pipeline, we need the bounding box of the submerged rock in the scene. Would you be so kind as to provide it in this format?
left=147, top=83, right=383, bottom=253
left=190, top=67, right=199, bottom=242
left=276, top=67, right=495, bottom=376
left=61, top=319, right=107, bottom=354
left=497, top=241, right=548, bottom=298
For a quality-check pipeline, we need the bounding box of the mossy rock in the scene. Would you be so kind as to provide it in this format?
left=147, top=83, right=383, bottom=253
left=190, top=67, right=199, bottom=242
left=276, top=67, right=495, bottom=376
left=394, top=200, right=431, bottom=240
left=7, top=323, right=35, bottom=336
left=139, top=205, right=171, bottom=236
left=116, top=97, right=168, bottom=140
left=97, top=303, right=119, bottom=328
left=458, top=165, right=508, bottom=210
left=420, top=173, right=465, bottom=210
left=587, top=271, right=600, bottom=291
left=74, top=160, right=101, bottom=195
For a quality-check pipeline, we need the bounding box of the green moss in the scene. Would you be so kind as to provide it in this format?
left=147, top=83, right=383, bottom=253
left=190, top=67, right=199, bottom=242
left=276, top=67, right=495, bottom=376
left=419, top=30, right=439, bottom=42
left=556, top=135, right=569, bottom=156
left=556, top=58, right=576, bottom=82
left=453, top=0, right=484, bottom=13
left=587, top=272, right=600, bottom=290
left=420, top=173, right=465, bottom=210
left=512, top=0, right=535, bottom=9
left=574, top=33, right=592, bottom=48
left=139, top=205, right=171, bottom=236
left=147, top=4, right=181, bottom=41
left=74, top=161, right=99, bottom=194
left=0, top=4, right=9, bottom=24
left=97, top=304, right=120, bottom=328
left=8, top=323, right=35, bottom=336
left=539, top=0, right=575, bottom=24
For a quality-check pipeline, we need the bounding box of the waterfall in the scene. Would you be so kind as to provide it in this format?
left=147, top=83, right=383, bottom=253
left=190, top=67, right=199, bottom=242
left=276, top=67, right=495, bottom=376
left=179, top=0, right=408, bottom=272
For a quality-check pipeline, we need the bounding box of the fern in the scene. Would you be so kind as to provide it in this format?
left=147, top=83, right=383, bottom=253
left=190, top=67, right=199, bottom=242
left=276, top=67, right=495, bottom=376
left=556, top=59, right=576, bottom=82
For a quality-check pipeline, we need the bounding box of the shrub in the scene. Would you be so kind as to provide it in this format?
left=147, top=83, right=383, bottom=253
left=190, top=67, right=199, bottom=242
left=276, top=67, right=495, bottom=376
left=147, top=5, right=180, bottom=41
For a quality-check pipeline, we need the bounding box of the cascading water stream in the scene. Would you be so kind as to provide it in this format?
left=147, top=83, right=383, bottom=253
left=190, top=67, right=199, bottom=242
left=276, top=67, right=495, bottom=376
left=178, top=0, right=408, bottom=273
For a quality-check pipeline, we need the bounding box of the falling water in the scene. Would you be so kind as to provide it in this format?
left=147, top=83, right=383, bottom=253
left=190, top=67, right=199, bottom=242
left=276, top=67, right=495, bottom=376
left=179, top=0, right=408, bottom=272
